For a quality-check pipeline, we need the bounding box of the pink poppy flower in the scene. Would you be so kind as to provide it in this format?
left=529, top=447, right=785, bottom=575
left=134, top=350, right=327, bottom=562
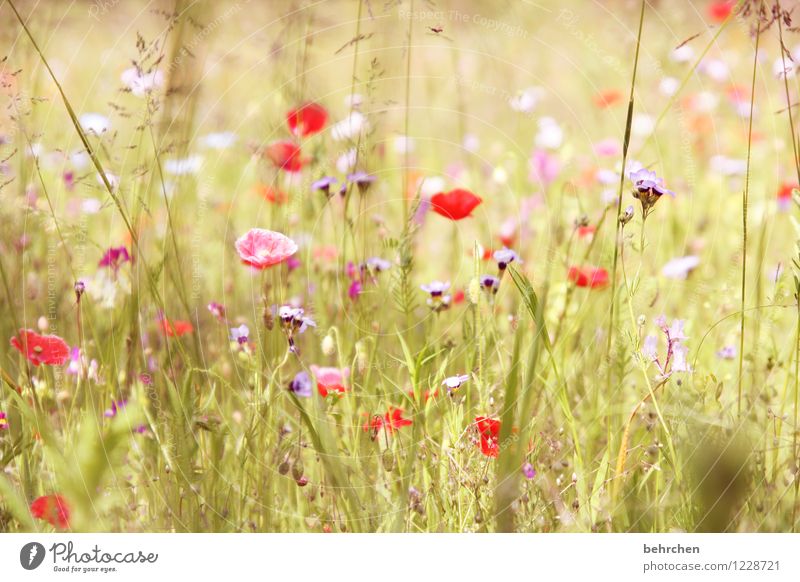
left=310, top=365, right=349, bottom=397
left=235, top=228, right=298, bottom=270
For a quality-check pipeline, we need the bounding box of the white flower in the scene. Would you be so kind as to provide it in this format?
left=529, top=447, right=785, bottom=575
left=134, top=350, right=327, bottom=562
left=671, top=45, right=694, bottom=63
left=659, top=77, right=680, bottom=97
left=509, top=87, right=542, bottom=113
left=442, top=374, right=470, bottom=391
left=709, top=154, right=746, bottom=176
left=200, top=132, right=237, bottom=149
left=661, top=255, right=700, bottom=280
left=336, top=148, right=357, bottom=173
left=80, top=113, right=111, bottom=135
left=631, top=113, right=655, bottom=138
left=419, top=176, right=446, bottom=198
left=164, top=155, right=203, bottom=176
left=535, top=117, right=563, bottom=150
left=121, top=67, right=164, bottom=97
left=331, top=112, right=367, bottom=141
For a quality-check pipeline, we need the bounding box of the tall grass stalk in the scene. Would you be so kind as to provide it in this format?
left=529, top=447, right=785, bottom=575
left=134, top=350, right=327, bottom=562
left=738, top=4, right=762, bottom=417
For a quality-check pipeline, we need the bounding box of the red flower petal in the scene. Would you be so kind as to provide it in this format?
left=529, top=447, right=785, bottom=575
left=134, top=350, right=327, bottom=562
left=430, top=189, right=482, bottom=220
left=10, top=329, right=70, bottom=366
left=265, top=140, right=307, bottom=172
left=31, top=494, right=70, bottom=529
left=287, top=102, right=328, bottom=137
left=708, top=0, right=735, bottom=23
left=474, top=416, right=500, bottom=457
left=568, top=266, right=609, bottom=289
left=160, top=319, right=194, bottom=337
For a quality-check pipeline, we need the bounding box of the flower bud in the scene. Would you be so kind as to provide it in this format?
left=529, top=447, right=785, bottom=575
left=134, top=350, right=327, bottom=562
left=292, top=459, right=304, bottom=481
left=321, top=334, right=336, bottom=356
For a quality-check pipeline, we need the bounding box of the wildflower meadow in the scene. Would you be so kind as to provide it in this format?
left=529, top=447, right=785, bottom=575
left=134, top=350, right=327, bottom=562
left=1, top=0, right=800, bottom=535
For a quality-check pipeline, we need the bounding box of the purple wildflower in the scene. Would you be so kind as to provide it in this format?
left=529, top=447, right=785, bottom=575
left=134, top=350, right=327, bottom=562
left=480, top=275, right=500, bottom=294
left=493, top=247, right=521, bottom=270
left=312, top=176, right=338, bottom=197
left=348, top=280, right=363, bottom=300
left=347, top=171, right=377, bottom=193
left=98, top=246, right=131, bottom=274
left=717, top=345, right=737, bottom=360
left=230, top=324, right=250, bottom=345
left=104, top=399, right=127, bottom=418
left=421, top=281, right=450, bottom=297
left=289, top=371, right=313, bottom=398
left=207, top=301, right=226, bottom=321
left=0, top=411, right=8, bottom=430
left=521, top=462, right=536, bottom=479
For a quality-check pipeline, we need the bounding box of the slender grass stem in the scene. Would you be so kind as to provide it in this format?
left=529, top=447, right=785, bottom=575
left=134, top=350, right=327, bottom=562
left=738, top=5, right=762, bottom=418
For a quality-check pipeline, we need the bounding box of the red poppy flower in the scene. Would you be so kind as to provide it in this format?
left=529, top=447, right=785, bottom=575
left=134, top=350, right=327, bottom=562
left=255, top=184, right=288, bottom=204
left=453, top=289, right=466, bottom=304
left=430, top=189, right=482, bottom=220
left=383, top=407, right=412, bottom=433
left=10, top=329, right=70, bottom=366
left=593, top=89, right=623, bottom=109
left=160, top=319, right=194, bottom=337
left=364, top=407, right=413, bottom=436
left=577, top=225, right=596, bottom=239
left=287, top=102, right=328, bottom=137
left=708, top=0, right=735, bottom=23
left=568, top=265, right=610, bottom=289
left=30, top=494, right=70, bottom=529
left=475, top=416, right=500, bottom=457
left=265, top=140, right=307, bottom=172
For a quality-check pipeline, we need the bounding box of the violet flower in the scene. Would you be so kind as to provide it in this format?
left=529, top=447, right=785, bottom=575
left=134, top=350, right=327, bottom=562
left=493, top=248, right=521, bottom=271
left=289, top=371, right=313, bottom=398
left=230, top=324, right=250, bottom=345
